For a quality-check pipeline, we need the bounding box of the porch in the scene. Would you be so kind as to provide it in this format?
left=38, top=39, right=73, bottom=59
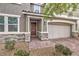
left=26, top=16, right=48, bottom=41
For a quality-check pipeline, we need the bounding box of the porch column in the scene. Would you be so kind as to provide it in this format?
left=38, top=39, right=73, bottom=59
left=25, top=16, right=30, bottom=42
left=72, top=23, right=76, bottom=32
left=40, top=18, right=48, bottom=40
left=41, top=18, right=48, bottom=32
left=28, top=16, right=30, bottom=32
left=41, top=18, right=43, bottom=32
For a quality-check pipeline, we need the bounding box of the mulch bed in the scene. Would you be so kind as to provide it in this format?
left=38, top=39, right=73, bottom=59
left=0, top=41, right=29, bottom=56
left=30, top=47, right=55, bottom=56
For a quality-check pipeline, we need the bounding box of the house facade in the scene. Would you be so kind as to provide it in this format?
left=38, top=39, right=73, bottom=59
left=0, top=3, right=78, bottom=42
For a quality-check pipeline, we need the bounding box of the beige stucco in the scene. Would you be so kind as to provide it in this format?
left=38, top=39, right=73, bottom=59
left=77, top=20, right=79, bottom=31
left=20, top=14, right=27, bottom=32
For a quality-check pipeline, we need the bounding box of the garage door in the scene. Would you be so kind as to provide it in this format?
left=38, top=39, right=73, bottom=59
left=48, top=24, right=71, bottom=39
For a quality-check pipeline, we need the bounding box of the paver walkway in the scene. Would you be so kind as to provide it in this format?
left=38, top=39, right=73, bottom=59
left=29, top=38, right=53, bottom=49
left=29, top=38, right=79, bottom=55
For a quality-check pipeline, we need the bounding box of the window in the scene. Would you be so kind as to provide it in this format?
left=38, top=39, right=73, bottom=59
left=8, top=17, right=18, bottom=32
left=34, top=4, right=41, bottom=13
left=0, top=14, right=19, bottom=32
left=0, top=16, right=4, bottom=32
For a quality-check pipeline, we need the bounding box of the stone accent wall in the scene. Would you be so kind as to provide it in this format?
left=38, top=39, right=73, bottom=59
left=38, top=32, right=48, bottom=40
left=72, top=32, right=79, bottom=39
left=0, top=32, right=30, bottom=43
left=25, top=33, right=30, bottom=42
left=41, top=32, right=48, bottom=40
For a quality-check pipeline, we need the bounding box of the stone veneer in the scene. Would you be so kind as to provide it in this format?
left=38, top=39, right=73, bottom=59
left=72, top=31, right=79, bottom=40
left=0, top=32, right=30, bottom=43
left=39, top=32, right=48, bottom=40
left=0, top=32, right=48, bottom=43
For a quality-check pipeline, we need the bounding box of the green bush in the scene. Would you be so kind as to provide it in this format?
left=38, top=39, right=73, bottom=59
left=5, top=39, right=15, bottom=50
left=55, top=44, right=72, bottom=56
left=55, top=44, right=64, bottom=52
left=63, top=47, right=72, bottom=56
left=14, top=49, right=30, bottom=56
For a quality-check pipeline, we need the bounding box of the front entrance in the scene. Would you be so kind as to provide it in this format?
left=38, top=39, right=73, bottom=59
left=30, top=18, right=41, bottom=41
left=31, top=22, right=36, bottom=38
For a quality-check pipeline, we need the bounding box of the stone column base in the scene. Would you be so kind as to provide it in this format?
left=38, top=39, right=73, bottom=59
left=40, top=32, right=48, bottom=40
left=72, top=32, right=79, bottom=39
left=25, top=32, right=30, bottom=42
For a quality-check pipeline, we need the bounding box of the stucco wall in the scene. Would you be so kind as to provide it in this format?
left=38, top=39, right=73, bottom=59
left=20, top=14, right=27, bottom=32
left=0, top=3, right=30, bottom=15
left=20, top=14, right=29, bottom=32
left=77, top=20, right=79, bottom=31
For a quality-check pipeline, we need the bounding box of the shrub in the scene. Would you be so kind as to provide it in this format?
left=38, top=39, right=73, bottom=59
left=63, top=47, right=72, bottom=56
left=14, top=49, right=30, bottom=56
left=55, top=44, right=64, bottom=52
left=55, top=44, right=72, bottom=56
left=5, top=39, right=15, bottom=50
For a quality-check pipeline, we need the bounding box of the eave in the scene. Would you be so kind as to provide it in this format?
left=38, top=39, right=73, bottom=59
left=22, top=10, right=79, bottom=21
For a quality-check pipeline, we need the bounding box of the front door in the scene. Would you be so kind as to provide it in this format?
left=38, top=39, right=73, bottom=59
left=31, top=22, right=36, bottom=38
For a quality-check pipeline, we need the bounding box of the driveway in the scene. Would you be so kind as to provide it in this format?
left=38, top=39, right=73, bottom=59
left=29, top=38, right=79, bottom=55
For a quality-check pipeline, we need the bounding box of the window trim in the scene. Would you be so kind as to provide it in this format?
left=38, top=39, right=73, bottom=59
left=0, top=13, right=20, bottom=32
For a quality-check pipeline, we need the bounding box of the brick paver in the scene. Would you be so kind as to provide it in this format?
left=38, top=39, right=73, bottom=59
left=29, top=38, right=79, bottom=55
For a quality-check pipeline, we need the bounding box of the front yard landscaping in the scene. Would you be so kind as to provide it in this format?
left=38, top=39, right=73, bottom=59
left=0, top=41, right=29, bottom=56
left=0, top=38, right=79, bottom=56
left=29, top=38, right=79, bottom=56
left=30, top=44, right=72, bottom=56
left=30, top=47, right=54, bottom=56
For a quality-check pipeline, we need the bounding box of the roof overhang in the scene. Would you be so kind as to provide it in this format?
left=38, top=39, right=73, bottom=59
left=55, top=15, right=79, bottom=20
left=22, top=11, right=79, bottom=21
